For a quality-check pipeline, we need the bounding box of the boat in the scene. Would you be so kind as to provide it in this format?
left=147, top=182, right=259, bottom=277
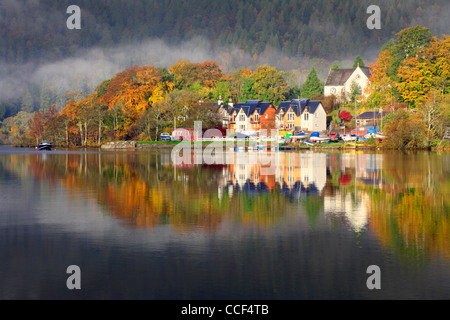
left=38, top=141, right=53, bottom=150
left=341, top=134, right=358, bottom=142
left=329, top=132, right=340, bottom=142
left=310, top=132, right=331, bottom=144
left=247, top=145, right=266, bottom=151
left=375, top=133, right=386, bottom=141
left=305, top=140, right=314, bottom=146
left=160, top=132, right=172, bottom=141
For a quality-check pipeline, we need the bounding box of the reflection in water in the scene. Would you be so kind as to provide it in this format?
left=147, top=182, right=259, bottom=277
left=0, top=148, right=449, bottom=299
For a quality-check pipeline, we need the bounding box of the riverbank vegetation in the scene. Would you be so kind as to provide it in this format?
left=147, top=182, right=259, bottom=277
left=0, top=26, right=448, bottom=150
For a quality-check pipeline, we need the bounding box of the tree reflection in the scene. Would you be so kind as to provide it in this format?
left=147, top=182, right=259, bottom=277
left=5, top=150, right=448, bottom=264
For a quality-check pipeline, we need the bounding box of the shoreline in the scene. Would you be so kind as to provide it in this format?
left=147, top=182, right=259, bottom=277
left=7, top=141, right=450, bottom=152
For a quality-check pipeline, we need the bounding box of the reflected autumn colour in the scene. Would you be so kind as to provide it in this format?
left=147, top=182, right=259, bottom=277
left=365, top=152, right=450, bottom=264
left=5, top=149, right=450, bottom=264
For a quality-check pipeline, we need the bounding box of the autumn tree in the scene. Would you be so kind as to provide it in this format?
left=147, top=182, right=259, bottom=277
left=365, top=50, right=397, bottom=110
left=249, top=65, right=289, bottom=105
left=29, top=106, right=60, bottom=144
left=384, top=111, right=427, bottom=149
left=418, top=90, right=448, bottom=146
left=387, top=26, right=432, bottom=81
left=169, top=60, right=226, bottom=90
left=395, top=56, right=432, bottom=107
left=99, top=66, right=174, bottom=139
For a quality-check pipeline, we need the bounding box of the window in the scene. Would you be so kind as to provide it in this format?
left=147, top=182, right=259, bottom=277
left=331, top=88, right=336, bottom=94
left=254, top=114, right=259, bottom=122
left=287, top=112, right=295, bottom=121
left=239, top=115, right=245, bottom=121
left=265, top=114, right=268, bottom=119
left=304, top=113, right=309, bottom=121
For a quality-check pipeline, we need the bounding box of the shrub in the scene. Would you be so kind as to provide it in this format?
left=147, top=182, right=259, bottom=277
left=384, top=111, right=428, bottom=149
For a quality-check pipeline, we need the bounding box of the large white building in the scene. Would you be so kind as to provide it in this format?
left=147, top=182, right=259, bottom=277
left=324, top=66, right=371, bottom=102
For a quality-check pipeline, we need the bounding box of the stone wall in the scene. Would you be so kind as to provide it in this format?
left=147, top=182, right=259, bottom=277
left=101, top=141, right=136, bottom=149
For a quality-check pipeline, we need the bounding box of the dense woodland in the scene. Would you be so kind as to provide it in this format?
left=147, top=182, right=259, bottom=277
left=0, top=1, right=449, bottom=149
left=2, top=0, right=449, bottom=63
left=0, top=0, right=449, bottom=116
left=1, top=26, right=449, bottom=149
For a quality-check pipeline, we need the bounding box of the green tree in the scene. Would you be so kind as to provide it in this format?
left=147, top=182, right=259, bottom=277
left=21, top=89, right=34, bottom=113
left=353, top=55, right=365, bottom=68
left=388, top=26, right=432, bottom=81
left=301, top=68, right=323, bottom=99
left=250, top=66, right=289, bottom=105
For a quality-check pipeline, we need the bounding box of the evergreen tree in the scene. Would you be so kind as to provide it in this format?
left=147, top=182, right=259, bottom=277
left=40, top=85, right=53, bottom=111
left=301, top=68, right=323, bottom=99
left=353, top=56, right=365, bottom=68
left=21, top=89, right=34, bottom=113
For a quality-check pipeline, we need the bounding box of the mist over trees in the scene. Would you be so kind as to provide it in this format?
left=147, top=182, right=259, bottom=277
left=1, top=0, right=448, bottom=65
left=0, top=1, right=448, bottom=111
left=0, top=0, right=449, bottom=147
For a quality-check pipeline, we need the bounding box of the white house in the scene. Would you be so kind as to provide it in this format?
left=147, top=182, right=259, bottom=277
left=275, top=99, right=327, bottom=132
left=324, top=66, right=371, bottom=102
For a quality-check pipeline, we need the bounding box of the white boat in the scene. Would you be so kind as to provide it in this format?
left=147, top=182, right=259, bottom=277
left=310, top=135, right=331, bottom=144
left=375, top=133, right=386, bottom=141
left=341, top=134, right=358, bottom=142
left=160, top=132, right=171, bottom=141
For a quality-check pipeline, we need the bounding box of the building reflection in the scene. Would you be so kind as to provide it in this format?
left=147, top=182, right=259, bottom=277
left=218, top=152, right=389, bottom=233
left=12, top=150, right=448, bottom=264
left=220, top=151, right=327, bottom=197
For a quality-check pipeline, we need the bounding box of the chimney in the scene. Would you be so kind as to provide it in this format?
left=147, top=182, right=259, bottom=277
left=228, top=98, right=234, bottom=108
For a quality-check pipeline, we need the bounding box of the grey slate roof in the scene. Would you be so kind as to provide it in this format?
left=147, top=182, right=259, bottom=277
left=229, top=100, right=273, bottom=116
left=325, top=67, right=371, bottom=86
left=208, top=102, right=232, bottom=113
left=276, top=99, right=322, bottom=115
left=355, top=111, right=389, bottom=119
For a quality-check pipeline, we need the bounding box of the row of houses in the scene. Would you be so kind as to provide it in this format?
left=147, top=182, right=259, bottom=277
left=214, top=98, right=327, bottom=133
left=210, top=66, right=373, bottom=133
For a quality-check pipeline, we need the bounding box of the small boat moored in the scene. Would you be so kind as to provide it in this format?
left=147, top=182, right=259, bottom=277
left=38, top=141, right=53, bottom=150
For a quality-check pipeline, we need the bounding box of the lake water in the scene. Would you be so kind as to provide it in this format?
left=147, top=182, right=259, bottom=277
left=0, top=146, right=449, bottom=299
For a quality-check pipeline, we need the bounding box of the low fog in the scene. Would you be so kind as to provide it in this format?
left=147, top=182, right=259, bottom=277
left=0, top=37, right=372, bottom=105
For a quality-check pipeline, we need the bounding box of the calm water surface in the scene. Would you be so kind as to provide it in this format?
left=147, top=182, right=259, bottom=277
left=0, top=146, right=449, bottom=299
